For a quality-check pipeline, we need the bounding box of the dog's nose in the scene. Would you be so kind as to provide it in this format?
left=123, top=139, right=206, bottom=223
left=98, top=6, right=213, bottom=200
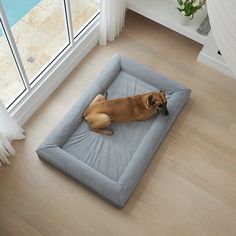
left=164, top=110, right=169, bottom=116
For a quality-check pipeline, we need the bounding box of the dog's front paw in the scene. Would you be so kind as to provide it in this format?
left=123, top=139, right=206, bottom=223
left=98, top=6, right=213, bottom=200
left=104, top=130, right=113, bottom=136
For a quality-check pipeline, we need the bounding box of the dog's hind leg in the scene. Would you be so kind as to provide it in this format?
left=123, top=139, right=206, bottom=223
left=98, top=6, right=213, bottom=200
left=84, top=94, right=108, bottom=119
left=91, top=94, right=107, bottom=105
left=88, top=113, right=112, bottom=135
left=91, top=128, right=113, bottom=136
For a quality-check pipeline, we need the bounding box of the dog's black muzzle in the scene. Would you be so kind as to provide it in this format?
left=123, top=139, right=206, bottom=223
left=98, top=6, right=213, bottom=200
left=158, top=106, right=169, bottom=116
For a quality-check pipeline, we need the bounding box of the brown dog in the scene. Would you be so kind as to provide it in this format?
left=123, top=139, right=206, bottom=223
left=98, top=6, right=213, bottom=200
left=83, top=91, right=169, bottom=135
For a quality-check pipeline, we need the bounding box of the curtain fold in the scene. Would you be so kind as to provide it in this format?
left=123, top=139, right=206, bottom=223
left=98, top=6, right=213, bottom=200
left=99, top=0, right=126, bottom=45
left=0, top=100, right=25, bottom=166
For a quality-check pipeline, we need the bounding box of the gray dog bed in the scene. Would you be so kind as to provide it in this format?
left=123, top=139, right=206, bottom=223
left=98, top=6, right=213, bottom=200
left=36, top=54, right=191, bottom=208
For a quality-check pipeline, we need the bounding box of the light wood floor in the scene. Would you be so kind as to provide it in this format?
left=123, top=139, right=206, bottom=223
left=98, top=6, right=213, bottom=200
left=1, top=11, right=236, bottom=235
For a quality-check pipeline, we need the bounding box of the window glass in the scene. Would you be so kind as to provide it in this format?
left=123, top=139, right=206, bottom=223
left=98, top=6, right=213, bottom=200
left=2, top=0, right=69, bottom=82
left=0, top=22, right=25, bottom=107
left=70, top=0, right=99, bottom=37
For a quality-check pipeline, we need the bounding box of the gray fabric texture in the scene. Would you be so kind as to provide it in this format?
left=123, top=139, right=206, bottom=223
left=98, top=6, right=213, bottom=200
left=36, top=54, right=191, bottom=208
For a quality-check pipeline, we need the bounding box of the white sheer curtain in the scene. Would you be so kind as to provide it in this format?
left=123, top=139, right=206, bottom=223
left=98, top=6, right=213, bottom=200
left=0, top=100, right=25, bottom=166
left=207, top=0, right=236, bottom=76
left=99, top=0, right=126, bottom=45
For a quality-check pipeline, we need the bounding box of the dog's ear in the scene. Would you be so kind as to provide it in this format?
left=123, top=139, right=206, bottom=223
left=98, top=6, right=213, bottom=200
left=159, top=90, right=166, bottom=98
left=147, top=95, right=155, bottom=106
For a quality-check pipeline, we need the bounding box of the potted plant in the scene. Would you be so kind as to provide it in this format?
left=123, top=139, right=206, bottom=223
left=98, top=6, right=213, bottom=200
left=177, top=0, right=206, bottom=25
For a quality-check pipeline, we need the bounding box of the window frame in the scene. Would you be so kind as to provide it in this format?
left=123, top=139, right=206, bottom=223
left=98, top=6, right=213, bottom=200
left=0, top=0, right=100, bottom=110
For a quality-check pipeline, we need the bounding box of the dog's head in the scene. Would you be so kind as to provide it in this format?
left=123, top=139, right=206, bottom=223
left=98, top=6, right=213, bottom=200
left=146, top=91, right=169, bottom=116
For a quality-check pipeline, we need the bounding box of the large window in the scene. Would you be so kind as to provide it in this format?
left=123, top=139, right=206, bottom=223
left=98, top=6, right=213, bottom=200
left=3, top=0, right=69, bottom=80
left=0, top=0, right=99, bottom=108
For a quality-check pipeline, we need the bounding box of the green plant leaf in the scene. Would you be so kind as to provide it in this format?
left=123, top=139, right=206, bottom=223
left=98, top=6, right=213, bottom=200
left=177, top=7, right=182, bottom=12
left=177, top=0, right=182, bottom=5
